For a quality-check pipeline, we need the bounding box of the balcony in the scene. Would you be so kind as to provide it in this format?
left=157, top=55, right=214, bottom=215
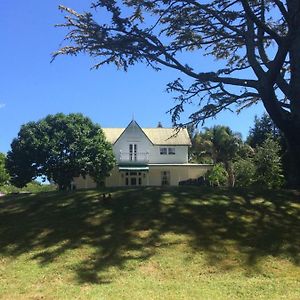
left=118, top=151, right=149, bottom=165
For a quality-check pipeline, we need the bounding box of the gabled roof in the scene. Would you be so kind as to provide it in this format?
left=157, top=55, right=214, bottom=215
left=102, top=122, right=191, bottom=146
left=102, top=128, right=124, bottom=144
left=142, top=128, right=191, bottom=145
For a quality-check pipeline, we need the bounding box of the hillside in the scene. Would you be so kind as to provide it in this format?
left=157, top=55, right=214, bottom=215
left=0, top=187, right=300, bottom=299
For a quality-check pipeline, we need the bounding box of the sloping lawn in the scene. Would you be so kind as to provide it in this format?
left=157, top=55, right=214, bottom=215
left=0, top=187, right=299, bottom=299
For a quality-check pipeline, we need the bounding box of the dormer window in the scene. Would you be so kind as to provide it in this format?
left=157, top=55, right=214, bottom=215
left=168, top=147, right=175, bottom=155
left=160, top=147, right=176, bottom=155
left=160, top=147, right=167, bottom=155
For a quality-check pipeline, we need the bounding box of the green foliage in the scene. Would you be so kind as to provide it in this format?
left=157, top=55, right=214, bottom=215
left=233, top=158, right=256, bottom=188
left=0, top=181, right=56, bottom=194
left=0, top=153, right=10, bottom=186
left=253, top=138, right=284, bottom=189
left=190, top=126, right=242, bottom=164
left=6, top=113, right=115, bottom=190
left=190, top=126, right=242, bottom=186
left=206, top=163, right=228, bottom=187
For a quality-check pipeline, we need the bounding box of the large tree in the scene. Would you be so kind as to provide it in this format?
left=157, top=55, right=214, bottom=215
left=53, top=0, right=300, bottom=187
left=6, top=113, right=115, bottom=190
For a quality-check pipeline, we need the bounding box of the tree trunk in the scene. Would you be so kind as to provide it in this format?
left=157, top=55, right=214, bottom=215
left=283, top=132, right=300, bottom=188
left=225, top=161, right=235, bottom=188
left=285, top=0, right=300, bottom=188
left=259, top=2, right=300, bottom=188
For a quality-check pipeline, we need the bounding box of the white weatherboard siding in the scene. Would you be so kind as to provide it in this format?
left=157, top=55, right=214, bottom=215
left=113, top=121, right=153, bottom=164
left=73, top=120, right=211, bottom=188
left=110, top=121, right=188, bottom=164
left=100, top=164, right=211, bottom=187
left=149, top=146, right=188, bottom=163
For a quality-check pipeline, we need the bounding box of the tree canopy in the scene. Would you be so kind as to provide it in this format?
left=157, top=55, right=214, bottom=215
left=6, top=113, right=115, bottom=190
left=53, top=0, right=300, bottom=187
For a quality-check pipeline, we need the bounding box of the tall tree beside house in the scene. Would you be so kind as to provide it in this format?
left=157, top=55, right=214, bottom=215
left=6, top=113, right=115, bottom=190
left=0, top=153, right=10, bottom=186
left=53, top=1, right=300, bottom=187
left=246, top=113, right=289, bottom=182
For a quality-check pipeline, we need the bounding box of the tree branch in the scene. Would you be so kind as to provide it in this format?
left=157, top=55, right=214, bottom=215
left=240, top=0, right=283, bottom=44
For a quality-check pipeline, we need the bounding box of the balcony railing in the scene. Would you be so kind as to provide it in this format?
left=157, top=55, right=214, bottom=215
left=118, top=151, right=149, bottom=164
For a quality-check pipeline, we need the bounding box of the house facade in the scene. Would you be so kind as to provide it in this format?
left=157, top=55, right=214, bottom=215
left=73, top=120, right=211, bottom=188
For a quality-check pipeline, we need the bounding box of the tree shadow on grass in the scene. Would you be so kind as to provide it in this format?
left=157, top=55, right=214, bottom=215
left=0, top=187, right=299, bottom=284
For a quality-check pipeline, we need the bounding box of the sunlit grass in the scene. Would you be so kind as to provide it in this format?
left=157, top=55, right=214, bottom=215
left=0, top=187, right=299, bottom=299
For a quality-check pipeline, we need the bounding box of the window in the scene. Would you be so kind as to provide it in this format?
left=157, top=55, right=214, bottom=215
left=160, top=147, right=167, bottom=155
left=129, top=144, right=137, bottom=161
left=168, top=147, right=175, bottom=155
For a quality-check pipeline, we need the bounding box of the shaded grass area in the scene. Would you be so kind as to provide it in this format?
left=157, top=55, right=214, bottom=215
left=0, top=187, right=300, bottom=299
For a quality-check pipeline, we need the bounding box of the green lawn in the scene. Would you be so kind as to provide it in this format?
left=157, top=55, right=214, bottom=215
left=0, top=187, right=299, bottom=299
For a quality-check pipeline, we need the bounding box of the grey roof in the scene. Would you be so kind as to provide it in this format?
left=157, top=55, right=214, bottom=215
left=102, top=127, right=191, bottom=145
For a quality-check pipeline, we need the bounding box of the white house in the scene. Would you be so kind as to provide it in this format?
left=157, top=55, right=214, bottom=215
left=73, top=120, right=211, bottom=188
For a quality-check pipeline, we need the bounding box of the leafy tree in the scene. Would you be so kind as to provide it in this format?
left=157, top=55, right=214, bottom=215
left=253, top=138, right=285, bottom=189
left=53, top=1, right=300, bottom=187
left=0, top=153, right=9, bottom=186
left=206, top=163, right=228, bottom=187
left=6, top=113, right=115, bottom=190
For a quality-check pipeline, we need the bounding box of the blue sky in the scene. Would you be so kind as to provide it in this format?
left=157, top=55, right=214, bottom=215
left=0, top=1, right=264, bottom=154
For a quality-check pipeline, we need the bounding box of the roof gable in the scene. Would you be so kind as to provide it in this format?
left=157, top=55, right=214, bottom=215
left=112, top=120, right=153, bottom=145
left=102, top=121, right=191, bottom=146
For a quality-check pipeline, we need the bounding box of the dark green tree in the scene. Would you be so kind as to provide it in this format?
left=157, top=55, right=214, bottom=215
left=6, top=113, right=115, bottom=190
left=53, top=0, right=300, bottom=187
left=247, top=113, right=283, bottom=148
left=253, top=138, right=285, bottom=188
left=0, top=153, right=10, bottom=186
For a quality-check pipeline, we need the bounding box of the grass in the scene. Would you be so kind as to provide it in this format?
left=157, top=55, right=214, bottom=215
left=0, top=187, right=299, bottom=299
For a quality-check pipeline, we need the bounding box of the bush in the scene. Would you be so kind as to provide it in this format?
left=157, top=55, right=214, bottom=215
left=206, top=163, right=228, bottom=187
left=0, top=181, right=56, bottom=194
left=233, top=158, right=256, bottom=187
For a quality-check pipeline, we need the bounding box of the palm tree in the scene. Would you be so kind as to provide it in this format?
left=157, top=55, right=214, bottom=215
left=190, top=126, right=242, bottom=187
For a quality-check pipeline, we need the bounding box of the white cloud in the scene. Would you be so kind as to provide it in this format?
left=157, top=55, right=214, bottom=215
left=0, top=103, right=6, bottom=109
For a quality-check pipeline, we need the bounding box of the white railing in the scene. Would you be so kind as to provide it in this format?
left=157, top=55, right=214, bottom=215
left=119, top=151, right=149, bottom=163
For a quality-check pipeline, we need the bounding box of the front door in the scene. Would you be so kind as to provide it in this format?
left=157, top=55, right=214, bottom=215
left=124, top=171, right=143, bottom=186
left=131, top=177, right=137, bottom=186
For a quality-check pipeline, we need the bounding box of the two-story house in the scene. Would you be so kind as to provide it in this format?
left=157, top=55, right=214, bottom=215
left=73, top=120, right=211, bottom=188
